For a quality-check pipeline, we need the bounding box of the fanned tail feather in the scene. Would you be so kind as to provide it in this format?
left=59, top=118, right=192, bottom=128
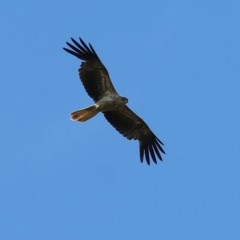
left=71, top=104, right=99, bottom=122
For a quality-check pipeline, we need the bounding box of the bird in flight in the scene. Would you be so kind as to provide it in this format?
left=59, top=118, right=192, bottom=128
left=63, top=37, right=165, bottom=165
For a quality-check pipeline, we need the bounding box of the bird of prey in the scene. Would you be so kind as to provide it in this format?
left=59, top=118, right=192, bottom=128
left=63, top=37, right=165, bottom=165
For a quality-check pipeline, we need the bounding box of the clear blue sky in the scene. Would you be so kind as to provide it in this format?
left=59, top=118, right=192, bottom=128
left=1, top=1, right=239, bottom=239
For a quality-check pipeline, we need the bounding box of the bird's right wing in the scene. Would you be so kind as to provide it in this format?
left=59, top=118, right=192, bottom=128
left=63, top=37, right=118, bottom=102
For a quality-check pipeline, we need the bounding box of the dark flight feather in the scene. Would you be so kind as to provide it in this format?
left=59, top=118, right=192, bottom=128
left=63, top=38, right=117, bottom=102
left=104, top=107, right=165, bottom=165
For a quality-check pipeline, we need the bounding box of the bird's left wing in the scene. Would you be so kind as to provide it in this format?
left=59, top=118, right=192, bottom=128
left=63, top=37, right=118, bottom=102
left=104, top=106, right=165, bottom=165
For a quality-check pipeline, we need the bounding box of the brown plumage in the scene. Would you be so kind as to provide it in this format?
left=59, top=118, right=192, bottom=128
left=63, top=37, right=165, bottom=165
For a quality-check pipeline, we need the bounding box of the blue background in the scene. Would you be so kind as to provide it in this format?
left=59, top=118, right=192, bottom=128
left=1, top=1, right=239, bottom=239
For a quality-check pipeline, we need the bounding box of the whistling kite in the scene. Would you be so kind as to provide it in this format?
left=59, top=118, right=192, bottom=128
left=63, top=37, right=165, bottom=165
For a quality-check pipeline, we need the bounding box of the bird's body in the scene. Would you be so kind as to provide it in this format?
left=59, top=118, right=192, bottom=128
left=71, top=94, right=127, bottom=122
left=96, top=94, right=128, bottom=112
left=63, top=37, right=165, bottom=165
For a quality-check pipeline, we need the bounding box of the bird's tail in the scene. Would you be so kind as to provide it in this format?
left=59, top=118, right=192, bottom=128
left=71, top=104, right=99, bottom=122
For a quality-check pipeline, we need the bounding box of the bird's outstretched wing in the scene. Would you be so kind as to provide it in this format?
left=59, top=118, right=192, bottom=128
left=104, top=106, right=165, bottom=165
left=63, top=37, right=118, bottom=102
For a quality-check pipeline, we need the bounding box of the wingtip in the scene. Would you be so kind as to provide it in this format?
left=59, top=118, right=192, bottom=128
left=139, top=134, right=165, bottom=165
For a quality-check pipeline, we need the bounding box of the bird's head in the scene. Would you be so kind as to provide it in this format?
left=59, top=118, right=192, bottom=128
left=120, top=96, right=128, bottom=104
